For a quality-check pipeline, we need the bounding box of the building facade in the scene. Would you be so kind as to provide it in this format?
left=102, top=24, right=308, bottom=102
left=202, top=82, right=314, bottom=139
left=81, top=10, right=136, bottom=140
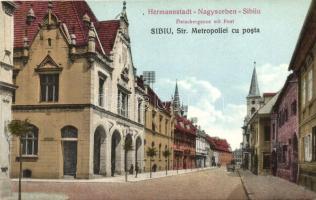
left=209, top=137, right=232, bottom=166
left=249, top=93, right=278, bottom=175
left=173, top=115, right=196, bottom=170
left=172, top=82, right=196, bottom=170
left=143, top=85, right=174, bottom=172
left=289, top=0, right=316, bottom=191
left=11, top=1, right=144, bottom=179
left=195, top=128, right=208, bottom=168
left=0, top=1, right=16, bottom=198
left=270, top=73, right=298, bottom=182
left=233, top=147, right=243, bottom=168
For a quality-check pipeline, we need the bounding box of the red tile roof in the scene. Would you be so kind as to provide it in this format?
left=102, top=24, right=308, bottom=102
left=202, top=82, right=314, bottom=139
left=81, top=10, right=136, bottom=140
left=95, top=20, right=120, bottom=54
left=175, top=115, right=196, bottom=135
left=14, top=1, right=119, bottom=55
left=206, top=136, right=231, bottom=153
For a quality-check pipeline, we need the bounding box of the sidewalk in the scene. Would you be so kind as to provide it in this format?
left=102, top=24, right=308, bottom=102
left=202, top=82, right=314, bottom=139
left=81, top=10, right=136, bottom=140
left=7, top=192, right=69, bottom=200
left=238, top=170, right=316, bottom=200
left=11, top=167, right=214, bottom=183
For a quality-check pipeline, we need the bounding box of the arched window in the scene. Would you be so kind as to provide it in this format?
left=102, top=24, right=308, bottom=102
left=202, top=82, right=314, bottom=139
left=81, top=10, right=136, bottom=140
left=61, top=126, right=78, bottom=138
left=251, top=107, right=256, bottom=115
left=21, top=125, right=38, bottom=156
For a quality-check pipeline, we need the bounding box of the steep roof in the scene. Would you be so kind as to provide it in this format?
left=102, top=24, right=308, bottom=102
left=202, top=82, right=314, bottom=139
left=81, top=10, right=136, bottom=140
left=95, top=20, right=120, bottom=54
left=14, top=1, right=120, bottom=55
left=206, top=136, right=231, bottom=153
left=258, top=92, right=279, bottom=115
left=289, top=0, right=316, bottom=71
left=175, top=115, right=196, bottom=135
left=248, top=66, right=260, bottom=97
left=273, top=73, right=297, bottom=110
left=146, top=85, right=170, bottom=113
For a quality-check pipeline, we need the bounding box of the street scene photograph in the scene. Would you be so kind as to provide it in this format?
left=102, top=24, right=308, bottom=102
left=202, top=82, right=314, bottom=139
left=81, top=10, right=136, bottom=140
left=1, top=0, right=316, bottom=199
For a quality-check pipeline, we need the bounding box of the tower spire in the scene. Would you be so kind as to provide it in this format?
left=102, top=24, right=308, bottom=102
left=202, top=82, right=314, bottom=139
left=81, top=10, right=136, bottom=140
left=248, top=61, right=260, bottom=97
left=173, top=80, right=181, bottom=115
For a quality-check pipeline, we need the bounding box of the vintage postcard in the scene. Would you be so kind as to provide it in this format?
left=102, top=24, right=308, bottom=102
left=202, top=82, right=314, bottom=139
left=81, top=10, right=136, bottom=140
left=1, top=0, right=316, bottom=199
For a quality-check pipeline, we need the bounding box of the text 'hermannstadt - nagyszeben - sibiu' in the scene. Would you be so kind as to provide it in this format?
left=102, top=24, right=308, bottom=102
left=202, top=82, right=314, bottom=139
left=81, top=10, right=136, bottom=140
left=147, top=8, right=261, bottom=16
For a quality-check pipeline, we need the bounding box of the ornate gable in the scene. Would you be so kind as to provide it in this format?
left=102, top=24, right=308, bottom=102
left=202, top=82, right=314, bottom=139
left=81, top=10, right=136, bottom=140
left=35, top=55, right=62, bottom=73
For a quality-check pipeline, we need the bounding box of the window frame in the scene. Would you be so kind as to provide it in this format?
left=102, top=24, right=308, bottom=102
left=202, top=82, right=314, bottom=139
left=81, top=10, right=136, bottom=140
left=21, top=125, right=39, bottom=156
left=39, top=73, right=59, bottom=102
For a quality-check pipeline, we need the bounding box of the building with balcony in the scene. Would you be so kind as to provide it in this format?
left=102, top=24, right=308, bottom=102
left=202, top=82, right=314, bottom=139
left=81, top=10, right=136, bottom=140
left=248, top=93, right=278, bottom=175
left=172, top=82, right=197, bottom=170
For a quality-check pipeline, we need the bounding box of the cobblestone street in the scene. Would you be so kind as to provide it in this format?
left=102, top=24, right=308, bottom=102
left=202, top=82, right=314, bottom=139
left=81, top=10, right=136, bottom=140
left=12, top=168, right=246, bottom=200
left=11, top=168, right=316, bottom=200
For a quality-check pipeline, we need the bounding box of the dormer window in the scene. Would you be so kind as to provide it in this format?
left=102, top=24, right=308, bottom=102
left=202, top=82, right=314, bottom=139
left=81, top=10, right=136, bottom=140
left=35, top=55, right=62, bottom=103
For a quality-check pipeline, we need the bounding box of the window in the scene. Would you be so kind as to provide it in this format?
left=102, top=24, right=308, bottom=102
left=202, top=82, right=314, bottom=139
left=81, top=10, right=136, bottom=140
left=302, top=77, right=306, bottom=107
left=137, top=100, right=142, bottom=123
left=264, top=126, right=270, bottom=141
left=159, top=115, right=163, bottom=133
left=152, top=112, right=156, bottom=131
left=304, top=134, right=312, bottom=161
left=165, top=119, right=168, bottom=135
left=285, top=109, right=288, bottom=122
left=40, top=74, right=59, bottom=102
left=151, top=142, right=155, bottom=147
left=98, top=77, right=105, bottom=107
left=61, top=126, right=78, bottom=138
left=117, top=90, right=128, bottom=117
left=48, top=38, right=52, bottom=46
left=251, top=107, right=255, bottom=115
left=252, top=100, right=255, bottom=105
left=21, top=125, right=38, bottom=156
left=263, top=154, right=270, bottom=169
left=308, top=69, right=313, bottom=101
left=272, top=123, right=275, bottom=140
left=291, top=100, right=297, bottom=115
left=159, top=144, right=161, bottom=159
left=282, top=145, right=287, bottom=163
left=313, top=127, right=316, bottom=161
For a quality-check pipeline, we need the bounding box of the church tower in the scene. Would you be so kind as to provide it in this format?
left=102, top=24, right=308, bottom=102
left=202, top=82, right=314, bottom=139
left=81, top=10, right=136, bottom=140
left=246, top=62, right=262, bottom=118
left=173, top=80, right=182, bottom=116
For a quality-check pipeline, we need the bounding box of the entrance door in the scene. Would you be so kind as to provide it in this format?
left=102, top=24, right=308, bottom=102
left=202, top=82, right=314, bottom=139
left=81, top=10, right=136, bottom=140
left=63, top=141, right=77, bottom=176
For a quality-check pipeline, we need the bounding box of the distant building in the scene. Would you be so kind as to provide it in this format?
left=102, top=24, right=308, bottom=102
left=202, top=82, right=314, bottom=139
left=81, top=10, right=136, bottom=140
left=208, top=137, right=232, bottom=166
left=289, top=0, right=316, bottom=191
left=195, top=128, right=208, bottom=168
left=233, top=147, right=243, bottom=167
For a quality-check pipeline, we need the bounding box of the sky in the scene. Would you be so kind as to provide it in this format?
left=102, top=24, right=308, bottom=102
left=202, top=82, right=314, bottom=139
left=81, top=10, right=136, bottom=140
left=88, top=0, right=311, bottom=150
